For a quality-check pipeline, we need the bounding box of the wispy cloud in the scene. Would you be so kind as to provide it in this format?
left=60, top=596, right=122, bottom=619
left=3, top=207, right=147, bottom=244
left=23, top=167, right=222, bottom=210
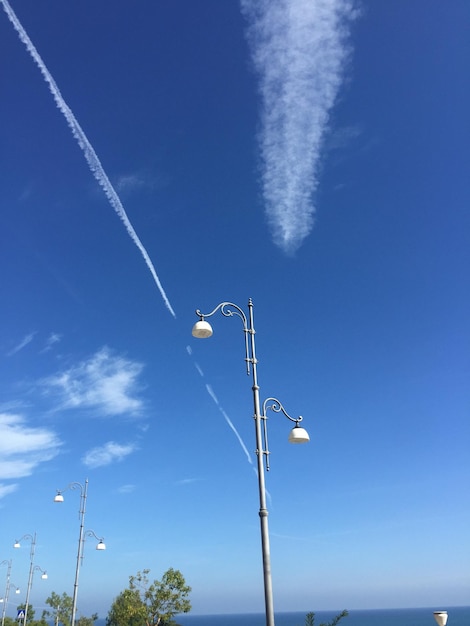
left=240, top=0, right=356, bottom=253
left=82, top=441, right=137, bottom=468
left=116, top=483, right=136, bottom=494
left=42, top=347, right=144, bottom=417
left=7, top=332, right=36, bottom=356
left=0, top=413, right=62, bottom=494
left=175, top=477, right=202, bottom=486
left=0, top=0, right=176, bottom=317
left=40, top=332, right=62, bottom=353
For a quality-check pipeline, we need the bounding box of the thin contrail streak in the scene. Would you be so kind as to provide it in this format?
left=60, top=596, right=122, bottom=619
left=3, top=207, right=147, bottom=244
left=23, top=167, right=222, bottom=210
left=187, top=342, right=254, bottom=465
left=206, top=384, right=253, bottom=465
left=1, top=0, right=176, bottom=318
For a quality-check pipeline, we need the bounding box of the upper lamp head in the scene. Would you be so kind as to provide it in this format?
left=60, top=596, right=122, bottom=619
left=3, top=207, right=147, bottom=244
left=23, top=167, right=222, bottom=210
left=53, top=492, right=64, bottom=503
left=192, top=319, right=213, bottom=339
left=433, top=613, right=448, bottom=626
left=288, top=424, right=310, bottom=444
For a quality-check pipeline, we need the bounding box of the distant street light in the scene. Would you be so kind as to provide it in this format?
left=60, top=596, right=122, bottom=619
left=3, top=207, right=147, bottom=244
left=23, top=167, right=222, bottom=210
left=54, top=479, right=106, bottom=626
left=0, top=559, right=21, bottom=626
left=192, top=299, right=309, bottom=626
left=13, top=534, right=47, bottom=626
left=434, top=612, right=448, bottom=626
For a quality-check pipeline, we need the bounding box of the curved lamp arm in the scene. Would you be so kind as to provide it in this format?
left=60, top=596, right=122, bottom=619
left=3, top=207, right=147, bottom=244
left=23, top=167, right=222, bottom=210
left=85, top=530, right=106, bottom=551
left=54, top=481, right=85, bottom=501
left=261, top=397, right=309, bottom=471
left=193, top=301, right=252, bottom=375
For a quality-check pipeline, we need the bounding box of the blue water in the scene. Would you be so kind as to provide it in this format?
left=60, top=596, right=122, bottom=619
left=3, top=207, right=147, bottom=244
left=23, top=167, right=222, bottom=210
left=175, top=607, right=470, bottom=626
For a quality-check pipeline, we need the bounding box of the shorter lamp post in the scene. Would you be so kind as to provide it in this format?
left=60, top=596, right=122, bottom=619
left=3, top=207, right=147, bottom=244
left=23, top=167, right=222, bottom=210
left=1, top=559, right=20, bottom=626
left=54, top=480, right=105, bottom=626
left=13, top=535, right=47, bottom=626
left=434, top=612, right=448, bottom=626
left=192, top=299, right=310, bottom=626
left=13, top=533, right=47, bottom=626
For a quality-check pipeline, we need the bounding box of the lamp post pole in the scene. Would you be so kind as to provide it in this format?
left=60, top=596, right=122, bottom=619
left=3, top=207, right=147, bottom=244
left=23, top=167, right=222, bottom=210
left=54, top=480, right=106, bottom=626
left=192, top=299, right=309, bottom=626
left=0, top=559, right=14, bottom=626
left=13, top=534, right=47, bottom=626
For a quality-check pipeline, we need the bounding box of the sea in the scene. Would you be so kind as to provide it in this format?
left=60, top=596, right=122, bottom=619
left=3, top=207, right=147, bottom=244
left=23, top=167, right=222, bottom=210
left=172, top=607, right=470, bottom=626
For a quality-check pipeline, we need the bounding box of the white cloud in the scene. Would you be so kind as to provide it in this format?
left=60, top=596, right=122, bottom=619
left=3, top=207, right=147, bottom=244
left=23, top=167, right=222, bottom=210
left=82, top=441, right=137, bottom=468
left=0, top=483, right=18, bottom=498
left=116, top=484, right=136, bottom=494
left=115, top=173, right=146, bottom=193
left=0, top=413, right=62, bottom=487
left=40, top=332, right=62, bottom=353
left=6, top=332, right=36, bottom=356
left=42, top=347, right=145, bottom=417
left=240, top=0, right=356, bottom=253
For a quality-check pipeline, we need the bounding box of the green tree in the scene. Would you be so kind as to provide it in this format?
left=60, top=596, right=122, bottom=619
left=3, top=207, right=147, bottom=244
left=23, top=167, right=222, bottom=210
left=106, top=588, right=146, bottom=626
left=305, top=609, right=349, bottom=626
left=42, top=591, right=73, bottom=626
left=107, top=568, right=191, bottom=626
left=76, top=612, right=99, bottom=626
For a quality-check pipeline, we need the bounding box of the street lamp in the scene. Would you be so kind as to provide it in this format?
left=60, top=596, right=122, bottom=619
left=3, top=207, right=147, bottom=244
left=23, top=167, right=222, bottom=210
left=54, top=479, right=106, bottom=626
left=434, top=612, right=448, bottom=626
left=0, top=560, right=21, bottom=626
left=13, top=534, right=47, bottom=626
left=192, top=299, right=310, bottom=626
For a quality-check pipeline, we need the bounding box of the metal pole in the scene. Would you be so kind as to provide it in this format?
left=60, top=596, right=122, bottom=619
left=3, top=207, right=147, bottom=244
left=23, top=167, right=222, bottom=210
left=1, top=560, right=12, bottom=626
left=71, top=479, right=88, bottom=626
left=23, top=533, right=36, bottom=626
left=248, top=299, right=275, bottom=626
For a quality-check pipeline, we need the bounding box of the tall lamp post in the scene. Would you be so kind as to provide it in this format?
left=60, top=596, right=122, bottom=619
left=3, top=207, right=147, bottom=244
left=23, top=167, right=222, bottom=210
left=1, top=559, right=20, bottom=626
left=54, top=479, right=106, bottom=626
left=13, top=534, right=47, bottom=626
left=192, top=299, right=310, bottom=626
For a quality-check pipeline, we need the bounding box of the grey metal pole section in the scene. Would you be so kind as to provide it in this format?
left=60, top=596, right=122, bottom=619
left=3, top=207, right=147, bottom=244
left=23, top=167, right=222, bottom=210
left=1, top=560, right=12, bottom=626
left=23, top=533, right=36, bottom=626
left=248, top=299, right=275, bottom=626
left=71, top=479, right=88, bottom=626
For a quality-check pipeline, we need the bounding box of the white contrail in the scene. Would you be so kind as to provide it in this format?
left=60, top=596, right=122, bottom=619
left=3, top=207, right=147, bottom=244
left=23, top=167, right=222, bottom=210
left=1, top=0, right=176, bottom=318
left=240, top=0, right=356, bottom=254
left=186, top=346, right=253, bottom=463
left=206, top=384, right=253, bottom=465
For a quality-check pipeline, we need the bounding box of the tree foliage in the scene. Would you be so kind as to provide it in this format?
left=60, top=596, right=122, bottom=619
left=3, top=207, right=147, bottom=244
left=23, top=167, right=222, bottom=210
left=42, top=591, right=73, bottom=626
left=305, top=609, right=349, bottom=626
left=76, top=613, right=99, bottom=626
left=107, top=568, right=191, bottom=626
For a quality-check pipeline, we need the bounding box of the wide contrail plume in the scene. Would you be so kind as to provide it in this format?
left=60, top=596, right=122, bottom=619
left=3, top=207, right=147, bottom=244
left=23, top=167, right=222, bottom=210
left=1, top=0, right=175, bottom=318
left=240, top=0, right=355, bottom=254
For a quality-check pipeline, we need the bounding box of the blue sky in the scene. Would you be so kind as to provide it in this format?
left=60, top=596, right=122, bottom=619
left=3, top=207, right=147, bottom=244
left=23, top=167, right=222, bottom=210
left=1, top=0, right=469, bottom=619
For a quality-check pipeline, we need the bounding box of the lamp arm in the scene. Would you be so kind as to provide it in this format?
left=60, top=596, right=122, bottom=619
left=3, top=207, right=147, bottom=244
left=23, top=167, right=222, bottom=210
left=84, top=530, right=103, bottom=542
left=262, top=397, right=304, bottom=425
left=55, top=481, right=85, bottom=497
left=195, top=301, right=251, bottom=375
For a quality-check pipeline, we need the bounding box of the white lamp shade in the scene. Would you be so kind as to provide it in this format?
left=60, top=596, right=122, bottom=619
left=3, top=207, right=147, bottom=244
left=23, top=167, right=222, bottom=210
left=41, top=573, right=48, bottom=580
left=15, top=589, right=20, bottom=594
left=288, top=425, right=310, bottom=444
left=192, top=320, right=213, bottom=338
left=434, top=612, right=448, bottom=626
left=96, top=541, right=106, bottom=550
left=13, top=542, right=20, bottom=549
left=54, top=493, right=64, bottom=502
